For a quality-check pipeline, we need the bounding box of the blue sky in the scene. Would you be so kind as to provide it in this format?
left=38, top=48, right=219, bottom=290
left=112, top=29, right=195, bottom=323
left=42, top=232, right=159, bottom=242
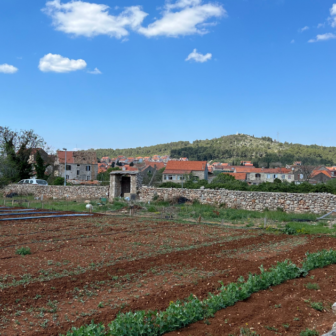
left=1, top=0, right=335, bottom=151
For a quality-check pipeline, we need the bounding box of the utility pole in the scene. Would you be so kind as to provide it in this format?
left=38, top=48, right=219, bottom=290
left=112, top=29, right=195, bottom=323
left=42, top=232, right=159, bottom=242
left=63, top=148, right=67, bottom=186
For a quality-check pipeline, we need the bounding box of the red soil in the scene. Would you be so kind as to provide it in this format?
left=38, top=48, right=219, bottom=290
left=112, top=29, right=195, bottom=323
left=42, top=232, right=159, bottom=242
left=0, top=215, right=335, bottom=336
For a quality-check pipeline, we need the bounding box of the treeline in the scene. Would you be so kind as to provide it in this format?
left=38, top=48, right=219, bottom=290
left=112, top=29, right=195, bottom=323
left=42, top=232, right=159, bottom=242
left=159, top=174, right=336, bottom=194
left=89, top=141, right=190, bottom=159
left=171, top=147, right=334, bottom=166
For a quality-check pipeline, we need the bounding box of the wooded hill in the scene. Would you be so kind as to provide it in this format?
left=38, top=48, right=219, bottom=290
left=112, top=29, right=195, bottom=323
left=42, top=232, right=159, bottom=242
left=89, top=134, right=336, bottom=166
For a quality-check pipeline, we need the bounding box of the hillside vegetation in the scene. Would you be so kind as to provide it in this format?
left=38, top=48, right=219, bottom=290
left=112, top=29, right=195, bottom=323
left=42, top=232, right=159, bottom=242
left=89, top=134, right=336, bottom=166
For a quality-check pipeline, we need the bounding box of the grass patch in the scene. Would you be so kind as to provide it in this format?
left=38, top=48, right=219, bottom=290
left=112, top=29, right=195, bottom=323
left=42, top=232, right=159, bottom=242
left=285, top=222, right=336, bottom=235
left=305, top=283, right=319, bottom=290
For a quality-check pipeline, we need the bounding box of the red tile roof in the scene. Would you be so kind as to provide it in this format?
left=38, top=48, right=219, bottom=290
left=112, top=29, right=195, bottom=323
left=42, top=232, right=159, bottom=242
left=224, top=172, right=247, bottom=180
left=311, top=170, right=332, bottom=178
left=234, top=167, right=291, bottom=174
left=165, top=161, right=207, bottom=171
left=144, top=161, right=165, bottom=170
left=57, top=151, right=75, bottom=164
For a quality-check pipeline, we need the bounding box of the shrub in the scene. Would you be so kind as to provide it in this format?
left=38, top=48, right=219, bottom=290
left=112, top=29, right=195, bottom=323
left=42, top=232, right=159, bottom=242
left=53, top=177, right=65, bottom=185
left=16, top=247, right=31, bottom=256
left=147, top=205, right=157, bottom=212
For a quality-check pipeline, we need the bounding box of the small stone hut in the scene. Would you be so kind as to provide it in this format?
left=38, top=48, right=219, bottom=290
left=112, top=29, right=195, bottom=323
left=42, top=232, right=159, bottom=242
left=109, top=171, right=142, bottom=201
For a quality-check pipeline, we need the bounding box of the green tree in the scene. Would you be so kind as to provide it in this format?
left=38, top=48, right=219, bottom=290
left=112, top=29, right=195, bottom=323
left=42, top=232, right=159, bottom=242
left=0, top=126, right=46, bottom=181
left=34, top=151, right=50, bottom=179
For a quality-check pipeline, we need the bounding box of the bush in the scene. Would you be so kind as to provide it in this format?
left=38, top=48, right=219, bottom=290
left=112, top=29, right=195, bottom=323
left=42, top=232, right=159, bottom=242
left=16, top=247, right=31, bottom=256
left=53, top=177, right=65, bottom=185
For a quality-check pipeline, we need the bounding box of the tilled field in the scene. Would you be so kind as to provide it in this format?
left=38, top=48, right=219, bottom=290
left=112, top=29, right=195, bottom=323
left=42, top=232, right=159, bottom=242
left=0, top=215, right=336, bottom=336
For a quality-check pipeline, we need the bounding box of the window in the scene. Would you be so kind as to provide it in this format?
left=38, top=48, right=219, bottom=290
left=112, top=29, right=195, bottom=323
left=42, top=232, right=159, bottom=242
left=300, top=174, right=304, bottom=179
left=267, top=174, right=271, bottom=179
left=66, top=165, right=71, bottom=171
left=173, top=175, right=177, bottom=180
left=24, top=180, right=29, bottom=184
left=77, top=164, right=80, bottom=167
left=66, top=175, right=69, bottom=179
left=273, top=174, right=278, bottom=178
left=29, top=180, right=33, bottom=184
left=86, top=166, right=91, bottom=171
left=288, top=175, right=292, bottom=179
left=86, top=176, right=90, bottom=181
left=282, top=175, right=285, bottom=179
left=168, top=175, right=173, bottom=180
left=77, top=170, right=80, bottom=175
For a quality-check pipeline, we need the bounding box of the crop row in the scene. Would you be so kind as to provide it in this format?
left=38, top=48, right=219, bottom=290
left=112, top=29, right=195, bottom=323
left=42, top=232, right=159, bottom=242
left=61, top=249, right=336, bottom=336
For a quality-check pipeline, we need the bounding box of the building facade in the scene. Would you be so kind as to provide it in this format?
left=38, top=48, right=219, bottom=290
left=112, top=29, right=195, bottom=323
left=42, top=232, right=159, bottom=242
left=54, top=151, right=98, bottom=181
left=162, top=161, right=208, bottom=183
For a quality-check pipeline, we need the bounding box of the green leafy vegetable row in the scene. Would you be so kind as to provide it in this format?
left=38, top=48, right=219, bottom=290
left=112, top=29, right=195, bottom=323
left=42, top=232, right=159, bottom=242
left=62, top=249, right=336, bottom=336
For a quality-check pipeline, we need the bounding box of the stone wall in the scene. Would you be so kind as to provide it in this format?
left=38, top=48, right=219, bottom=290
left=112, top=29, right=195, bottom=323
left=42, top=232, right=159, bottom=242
left=140, top=187, right=336, bottom=213
left=2, top=184, right=109, bottom=200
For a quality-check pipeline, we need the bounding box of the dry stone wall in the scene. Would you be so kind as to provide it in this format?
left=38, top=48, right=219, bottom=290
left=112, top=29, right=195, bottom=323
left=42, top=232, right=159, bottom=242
left=140, top=187, right=336, bottom=214
left=2, top=184, right=109, bottom=200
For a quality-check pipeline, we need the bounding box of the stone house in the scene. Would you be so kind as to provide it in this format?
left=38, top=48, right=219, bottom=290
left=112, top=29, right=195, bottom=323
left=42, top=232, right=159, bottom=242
left=54, top=151, right=98, bottom=181
left=310, top=169, right=332, bottom=183
left=162, top=161, right=208, bottom=183
left=245, top=168, right=294, bottom=185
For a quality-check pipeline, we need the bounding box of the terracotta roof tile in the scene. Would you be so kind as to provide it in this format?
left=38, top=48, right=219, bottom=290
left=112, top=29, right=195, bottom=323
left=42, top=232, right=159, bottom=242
left=223, top=172, right=247, bottom=180
left=165, top=161, right=207, bottom=171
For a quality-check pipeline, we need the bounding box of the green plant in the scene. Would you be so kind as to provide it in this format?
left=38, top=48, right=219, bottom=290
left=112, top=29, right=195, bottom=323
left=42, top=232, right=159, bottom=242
left=15, top=247, right=31, bottom=256
left=310, top=301, right=324, bottom=311
left=300, top=328, right=318, bottom=336
left=305, top=283, right=319, bottom=290
left=240, top=328, right=260, bottom=335
left=282, top=323, right=290, bottom=329
left=61, top=249, right=336, bottom=336
left=265, top=326, right=278, bottom=331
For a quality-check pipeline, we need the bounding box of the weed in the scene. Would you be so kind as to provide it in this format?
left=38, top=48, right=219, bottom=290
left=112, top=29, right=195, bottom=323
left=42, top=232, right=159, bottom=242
left=265, top=326, right=278, bottom=331
left=300, top=329, right=318, bottom=336
left=240, top=328, right=260, bottom=335
left=16, top=247, right=31, bottom=256
left=310, top=301, right=324, bottom=311
left=282, top=323, right=290, bottom=329
left=305, top=283, right=319, bottom=290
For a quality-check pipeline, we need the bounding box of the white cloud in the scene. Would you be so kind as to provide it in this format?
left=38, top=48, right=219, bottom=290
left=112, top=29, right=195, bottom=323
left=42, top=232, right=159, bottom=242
left=138, top=0, right=226, bottom=37
left=0, top=64, right=18, bottom=74
left=317, top=23, right=325, bottom=28
left=88, top=67, right=102, bottom=74
left=39, top=53, right=87, bottom=72
left=308, top=33, right=336, bottom=43
left=299, top=26, right=309, bottom=32
left=290, top=39, right=295, bottom=44
left=330, top=4, right=336, bottom=27
left=185, top=48, right=212, bottom=62
left=43, top=0, right=147, bottom=39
